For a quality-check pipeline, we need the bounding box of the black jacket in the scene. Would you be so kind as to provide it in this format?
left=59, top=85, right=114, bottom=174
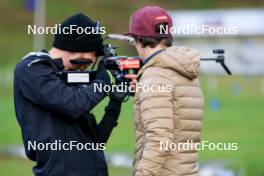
left=13, top=52, right=121, bottom=176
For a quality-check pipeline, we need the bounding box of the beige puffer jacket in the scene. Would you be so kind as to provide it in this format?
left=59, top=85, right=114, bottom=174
left=133, top=46, right=204, bottom=176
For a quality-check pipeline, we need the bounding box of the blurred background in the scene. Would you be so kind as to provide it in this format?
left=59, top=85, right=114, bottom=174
left=0, top=0, right=264, bottom=176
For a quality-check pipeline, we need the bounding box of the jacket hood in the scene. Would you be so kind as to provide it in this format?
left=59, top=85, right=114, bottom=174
left=139, top=46, right=201, bottom=80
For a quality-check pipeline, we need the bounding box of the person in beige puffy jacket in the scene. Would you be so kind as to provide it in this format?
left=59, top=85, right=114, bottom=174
left=125, top=5, right=205, bottom=176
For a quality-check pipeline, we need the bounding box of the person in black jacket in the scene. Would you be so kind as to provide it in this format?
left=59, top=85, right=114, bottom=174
left=14, top=13, right=123, bottom=176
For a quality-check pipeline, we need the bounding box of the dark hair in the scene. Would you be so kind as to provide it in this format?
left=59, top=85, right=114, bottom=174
left=134, top=23, right=173, bottom=48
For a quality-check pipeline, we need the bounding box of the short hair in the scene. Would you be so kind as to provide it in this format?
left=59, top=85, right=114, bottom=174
left=134, top=23, right=173, bottom=48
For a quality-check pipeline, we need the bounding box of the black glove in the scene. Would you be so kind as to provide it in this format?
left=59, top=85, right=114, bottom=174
left=108, top=86, right=129, bottom=102
left=95, top=60, right=129, bottom=102
left=94, top=60, right=111, bottom=85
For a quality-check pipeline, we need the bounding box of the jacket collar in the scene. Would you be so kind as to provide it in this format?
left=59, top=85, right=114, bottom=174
left=142, top=49, right=164, bottom=65
left=137, top=49, right=165, bottom=78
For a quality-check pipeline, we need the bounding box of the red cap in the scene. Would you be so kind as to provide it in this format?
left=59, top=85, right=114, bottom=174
left=125, top=5, right=173, bottom=38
